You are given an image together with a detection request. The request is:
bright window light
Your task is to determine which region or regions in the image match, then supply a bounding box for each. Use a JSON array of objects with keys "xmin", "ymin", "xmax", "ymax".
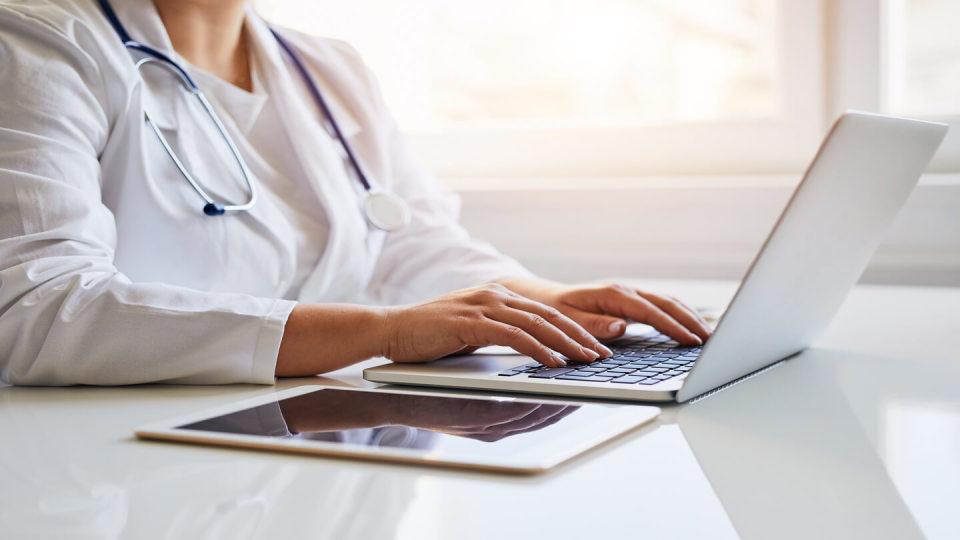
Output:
[
  {"xmin": 886, "ymin": 0, "xmax": 960, "ymax": 116},
  {"xmin": 254, "ymin": 0, "xmax": 779, "ymax": 133}
]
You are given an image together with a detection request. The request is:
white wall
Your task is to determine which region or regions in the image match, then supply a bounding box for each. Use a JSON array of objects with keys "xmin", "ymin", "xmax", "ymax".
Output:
[{"xmin": 453, "ymin": 174, "xmax": 960, "ymax": 287}]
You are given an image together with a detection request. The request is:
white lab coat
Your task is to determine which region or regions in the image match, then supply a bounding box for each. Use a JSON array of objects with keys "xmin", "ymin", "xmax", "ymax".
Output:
[{"xmin": 0, "ymin": 0, "xmax": 530, "ymax": 386}]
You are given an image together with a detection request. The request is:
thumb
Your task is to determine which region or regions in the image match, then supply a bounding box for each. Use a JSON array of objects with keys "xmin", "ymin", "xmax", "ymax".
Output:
[{"xmin": 569, "ymin": 310, "xmax": 627, "ymax": 340}]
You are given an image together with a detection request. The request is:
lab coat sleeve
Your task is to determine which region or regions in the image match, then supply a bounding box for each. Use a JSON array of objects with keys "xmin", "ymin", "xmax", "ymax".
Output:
[
  {"xmin": 349, "ymin": 57, "xmax": 535, "ymax": 305},
  {"xmin": 0, "ymin": 7, "xmax": 294, "ymax": 385}
]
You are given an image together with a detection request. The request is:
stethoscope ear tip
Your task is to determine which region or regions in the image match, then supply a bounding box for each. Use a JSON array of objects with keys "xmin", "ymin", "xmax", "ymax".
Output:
[{"xmin": 203, "ymin": 203, "xmax": 226, "ymax": 216}]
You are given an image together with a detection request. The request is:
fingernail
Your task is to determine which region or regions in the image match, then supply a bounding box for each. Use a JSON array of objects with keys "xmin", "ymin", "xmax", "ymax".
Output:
[
  {"xmin": 553, "ymin": 353, "xmax": 567, "ymax": 366},
  {"xmin": 581, "ymin": 347, "xmax": 600, "ymax": 360},
  {"xmin": 597, "ymin": 344, "xmax": 613, "ymax": 357},
  {"xmin": 608, "ymin": 321, "xmax": 625, "ymax": 334}
]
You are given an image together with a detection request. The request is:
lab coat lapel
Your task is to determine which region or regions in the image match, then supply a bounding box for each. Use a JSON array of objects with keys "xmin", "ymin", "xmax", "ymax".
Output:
[
  {"xmin": 245, "ymin": 13, "xmax": 374, "ymax": 302},
  {"xmin": 111, "ymin": 0, "xmax": 175, "ymax": 54},
  {"xmin": 109, "ymin": 0, "xmax": 180, "ymax": 131}
]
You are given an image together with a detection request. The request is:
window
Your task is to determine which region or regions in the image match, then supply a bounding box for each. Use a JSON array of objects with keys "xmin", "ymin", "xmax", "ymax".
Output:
[
  {"xmin": 257, "ymin": 1, "xmax": 779, "ymax": 131},
  {"xmin": 255, "ymin": 0, "xmax": 957, "ymax": 178},
  {"xmin": 829, "ymin": 0, "xmax": 959, "ymax": 173}
]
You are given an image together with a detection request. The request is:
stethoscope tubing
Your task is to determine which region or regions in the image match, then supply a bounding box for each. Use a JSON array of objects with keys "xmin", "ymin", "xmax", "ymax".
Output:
[
  {"xmin": 271, "ymin": 30, "xmax": 374, "ymax": 192},
  {"xmin": 96, "ymin": 0, "xmax": 386, "ymax": 220}
]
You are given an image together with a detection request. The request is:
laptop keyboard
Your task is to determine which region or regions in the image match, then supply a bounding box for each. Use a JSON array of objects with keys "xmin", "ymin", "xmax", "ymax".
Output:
[{"xmin": 497, "ymin": 334, "xmax": 701, "ymax": 385}]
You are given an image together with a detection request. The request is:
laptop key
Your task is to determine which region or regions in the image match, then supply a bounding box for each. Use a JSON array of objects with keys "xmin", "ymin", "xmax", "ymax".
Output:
[
  {"xmin": 611, "ymin": 376, "xmax": 644, "ymax": 384},
  {"xmin": 528, "ymin": 368, "xmax": 575, "ymax": 379}
]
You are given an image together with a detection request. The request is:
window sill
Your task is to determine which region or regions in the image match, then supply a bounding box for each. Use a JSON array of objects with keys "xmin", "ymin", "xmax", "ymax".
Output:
[
  {"xmin": 444, "ymin": 172, "xmax": 960, "ymax": 192},
  {"xmin": 452, "ymin": 173, "xmax": 960, "ymax": 287}
]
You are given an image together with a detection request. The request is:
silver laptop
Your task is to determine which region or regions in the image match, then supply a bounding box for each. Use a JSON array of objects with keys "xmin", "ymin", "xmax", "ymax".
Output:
[{"xmin": 364, "ymin": 112, "xmax": 947, "ymax": 403}]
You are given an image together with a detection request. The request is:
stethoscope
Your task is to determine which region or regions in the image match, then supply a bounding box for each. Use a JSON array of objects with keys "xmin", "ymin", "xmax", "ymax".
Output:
[{"xmin": 96, "ymin": 0, "xmax": 411, "ymax": 232}]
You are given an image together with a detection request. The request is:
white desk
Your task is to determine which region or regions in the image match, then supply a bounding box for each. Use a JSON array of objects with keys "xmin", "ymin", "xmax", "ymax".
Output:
[{"xmin": 1, "ymin": 280, "xmax": 958, "ymax": 539}]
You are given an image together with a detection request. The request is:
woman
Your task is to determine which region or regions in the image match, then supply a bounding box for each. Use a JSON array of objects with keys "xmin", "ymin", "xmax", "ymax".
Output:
[{"xmin": 0, "ymin": 0, "xmax": 710, "ymax": 385}]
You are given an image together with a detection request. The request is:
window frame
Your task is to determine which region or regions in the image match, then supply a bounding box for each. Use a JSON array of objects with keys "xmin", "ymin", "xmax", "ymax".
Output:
[{"xmin": 827, "ymin": 0, "xmax": 960, "ymax": 173}]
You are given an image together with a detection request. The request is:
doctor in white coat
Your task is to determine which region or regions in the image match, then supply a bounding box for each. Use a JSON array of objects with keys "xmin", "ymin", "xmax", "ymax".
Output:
[{"xmin": 0, "ymin": 0, "xmax": 711, "ymax": 386}]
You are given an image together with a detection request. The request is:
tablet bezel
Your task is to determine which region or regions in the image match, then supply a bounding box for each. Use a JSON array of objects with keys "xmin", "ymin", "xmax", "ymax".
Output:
[{"xmin": 135, "ymin": 384, "xmax": 659, "ymax": 474}]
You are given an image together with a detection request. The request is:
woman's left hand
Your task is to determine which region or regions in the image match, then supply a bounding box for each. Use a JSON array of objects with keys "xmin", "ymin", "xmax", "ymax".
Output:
[{"xmin": 498, "ymin": 278, "xmax": 713, "ymax": 346}]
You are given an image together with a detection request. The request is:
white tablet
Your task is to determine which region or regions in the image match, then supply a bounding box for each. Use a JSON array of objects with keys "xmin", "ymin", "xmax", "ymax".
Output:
[{"xmin": 136, "ymin": 385, "xmax": 659, "ymax": 474}]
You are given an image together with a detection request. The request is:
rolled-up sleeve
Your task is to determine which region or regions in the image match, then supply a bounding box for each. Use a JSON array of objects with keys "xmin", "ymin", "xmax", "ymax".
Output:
[{"xmin": 0, "ymin": 7, "xmax": 294, "ymax": 386}]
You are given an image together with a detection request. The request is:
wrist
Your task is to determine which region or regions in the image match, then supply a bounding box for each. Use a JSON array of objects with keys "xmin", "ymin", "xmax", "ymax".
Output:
[
  {"xmin": 276, "ymin": 304, "xmax": 394, "ymax": 377},
  {"xmin": 496, "ymin": 277, "xmax": 561, "ymax": 304},
  {"xmin": 371, "ymin": 305, "xmax": 400, "ymax": 360}
]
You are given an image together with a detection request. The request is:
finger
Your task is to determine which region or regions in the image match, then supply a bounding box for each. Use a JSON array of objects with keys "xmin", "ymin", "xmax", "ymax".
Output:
[
  {"xmin": 443, "ymin": 402, "xmax": 542, "ymax": 430},
  {"xmin": 503, "ymin": 296, "xmax": 612, "ymax": 357},
  {"xmin": 664, "ymin": 293, "xmax": 712, "ymax": 328},
  {"xmin": 482, "ymin": 403, "xmax": 565, "ymax": 433},
  {"xmin": 565, "ymin": 308, "xmax": 628, "ymax": 340},
  {"xmin": 491, "ymin": 306, "xmax": 602, "ymax": 363},
  {"xmin": 605, "ymin": 288, "xmax": 702, "ymax": 345},
  {"xmin": 511, "ymin": 404, "xmax": 579, "ymax": 434},
  {"xmin": 481, "ymin": 405, "xmax": 580, "ymax": 440},
  {"xmin": 637, "ymin": 291, "xmax": 712, "ymax": 341},
  {"xmin": 465, "ymin": 406, "xmax": 570, "ymax": 442},
  {"xmin": 453, "ymin": 404, "xmax": 555, "ymax": 438},
  {"xmin": 475, "ymin": 320, "xmax": 567, "ymax": 367}
]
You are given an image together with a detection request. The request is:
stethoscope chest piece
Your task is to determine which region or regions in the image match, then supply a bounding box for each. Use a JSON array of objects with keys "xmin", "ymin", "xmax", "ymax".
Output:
[{"xmin": 364, "ymin": 191, "xmax": 411, "ymax": 232}]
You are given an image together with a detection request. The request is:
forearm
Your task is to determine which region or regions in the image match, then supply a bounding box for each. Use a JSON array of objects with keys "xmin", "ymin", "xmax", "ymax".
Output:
[{"xmin": 275, "ymin": 304, "xmax": 388, "ymax": 377}]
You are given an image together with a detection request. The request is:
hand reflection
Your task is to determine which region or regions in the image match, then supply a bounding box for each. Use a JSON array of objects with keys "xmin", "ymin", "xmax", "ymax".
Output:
[{"xmin": 278, "ymin": 389, "xmax": 580, "ymax": 443}]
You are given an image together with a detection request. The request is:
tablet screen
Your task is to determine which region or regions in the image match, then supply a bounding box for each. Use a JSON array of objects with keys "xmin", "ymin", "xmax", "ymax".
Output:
[{"xmin": 177, "ymin": 387, "xmax": 582, "ymax": 452}]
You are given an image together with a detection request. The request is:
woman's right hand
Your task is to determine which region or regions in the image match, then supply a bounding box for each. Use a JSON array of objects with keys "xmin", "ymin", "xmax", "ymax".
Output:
[{"xmin": 377, "ymin": 284, "xmax": 612, "ymax": 368}]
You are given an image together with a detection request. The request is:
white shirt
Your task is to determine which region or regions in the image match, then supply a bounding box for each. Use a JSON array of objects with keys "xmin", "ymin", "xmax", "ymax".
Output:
[
  {"xmin": 190, "ymin": 53, "xmax": 330, "ymax": 300},
  {"xmin": 0, "ymin": 0, "xmax": 532, "ymax": 386}
]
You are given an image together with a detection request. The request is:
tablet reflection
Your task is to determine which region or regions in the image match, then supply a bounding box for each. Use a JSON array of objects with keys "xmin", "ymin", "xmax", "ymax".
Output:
[{"xmin": 179, "ymin": 388, "xmax": 581, "ymax": 449}]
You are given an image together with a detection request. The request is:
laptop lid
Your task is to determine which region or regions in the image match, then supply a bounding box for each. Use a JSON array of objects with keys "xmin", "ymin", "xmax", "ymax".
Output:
[{"xmin": 676, "ymin": 112, "xmax": 947, "ymax": 402}]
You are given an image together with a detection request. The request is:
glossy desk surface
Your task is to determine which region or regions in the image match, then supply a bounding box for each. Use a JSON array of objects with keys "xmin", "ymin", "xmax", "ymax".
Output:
[{"xmin": 1, "ymin": 280, "xmax": 958, "ymax": 539}]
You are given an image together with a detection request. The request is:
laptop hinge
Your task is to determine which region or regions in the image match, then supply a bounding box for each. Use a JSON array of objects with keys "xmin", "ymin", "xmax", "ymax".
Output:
[{"xmin": 683, "ymin": 357, "xmax": 791, "ymax": 404}]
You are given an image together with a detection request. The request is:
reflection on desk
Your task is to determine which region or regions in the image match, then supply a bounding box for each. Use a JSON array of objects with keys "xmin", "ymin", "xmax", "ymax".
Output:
[{"xmin": 0, "ymin": 281, "xmax": 957, "ymax": 539}]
